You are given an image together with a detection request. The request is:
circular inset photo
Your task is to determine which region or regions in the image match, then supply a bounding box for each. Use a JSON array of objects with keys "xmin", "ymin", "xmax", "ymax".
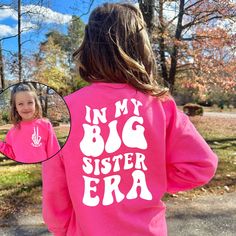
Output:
[{"xmin": 0, "ymin": 81, "xmax": 70, "ymax": 164}]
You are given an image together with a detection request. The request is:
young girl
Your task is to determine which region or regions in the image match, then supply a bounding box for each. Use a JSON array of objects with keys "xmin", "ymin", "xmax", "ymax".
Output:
[
  {"xmin": 0, "ymin": 82, "xmax": 60, "ymax": 164},
  {"xmin": 42, "ymin": 3, "xmax": 218, "ymax": 236}
]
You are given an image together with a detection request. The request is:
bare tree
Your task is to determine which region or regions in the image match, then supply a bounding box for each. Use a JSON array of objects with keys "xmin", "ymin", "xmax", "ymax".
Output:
[
  {"xmin": 18, "ymin": 0, "xmax": 22, "ymax": 82},
  {"xmin": 0, "ymin": 0, "xmax": 50, "ymax": 82},
  {"xmin": 0, "ymin": 43, "xmax": 5, "ymax": 91},
  {"xmin": 139, "ymin": 0, "xmax": 236, "ymax": 93},
  {"xmin": 138, "ymin": 0, "xmax": 156, "ymax": 36}
]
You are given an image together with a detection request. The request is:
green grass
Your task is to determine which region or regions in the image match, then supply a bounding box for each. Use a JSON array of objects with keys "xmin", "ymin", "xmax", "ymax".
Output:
[
  {"xmin": 0, "ymin": 163, "xmax": 41, "ymax": 190},
  {"xmin": 54, "ymin": 124, "xmax": 70, "ymax": 147},
  {"xmin": 0, "ymin": 130, "xmax": 8, "ymax": 140},
  {"xmin": 0, "ymin": 160, "xmax": 42, "ymax": 220}
]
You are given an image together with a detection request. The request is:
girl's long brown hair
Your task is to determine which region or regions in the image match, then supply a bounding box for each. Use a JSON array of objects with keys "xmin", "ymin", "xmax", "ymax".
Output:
[{"xmin": 73, "ymin": 3, "xmax": 169, "ymax": 97}]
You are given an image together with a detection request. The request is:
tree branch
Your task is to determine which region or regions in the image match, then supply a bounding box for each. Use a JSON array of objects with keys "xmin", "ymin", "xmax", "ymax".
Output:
[
  {"xmin": 78, "ymin": 0, "xmax": 95, "ymax": 19},
  {"xmin": 2, "ymin": 49, "xmax": 17, "ymax": 57},
  {"xmin": 0, "ymin": 34, "xmax": 18, "ymax": 42},
  {"xmin": 183, "ymin": 13, "xmax": 224, "ymax": 30},
  {"xmin": 185, "ymin": 0, "xmax": 204, "ymax": 12}
]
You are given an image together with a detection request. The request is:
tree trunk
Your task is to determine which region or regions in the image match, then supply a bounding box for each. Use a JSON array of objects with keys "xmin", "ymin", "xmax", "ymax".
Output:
[
  {"xmin": 168, "ymin": 0, "xmax": 185, "ymax": 93},
  {"xmin": 138, "ymin": 0, "xmax": 156, "ymax": 36},
  {"xmin": 18, "ymin": 0, "xmax": 22, "ymax": 82},
  {"xmin": 158, "ymin": 0, "xmax": 168, "ymax": 87},
  {"xmin": 44, "ymin": 86, "xmax": 49, "ymax": 117},
  {"xmin": 0, "ymin": 43, "xmax": 5, "ymax": 92}
]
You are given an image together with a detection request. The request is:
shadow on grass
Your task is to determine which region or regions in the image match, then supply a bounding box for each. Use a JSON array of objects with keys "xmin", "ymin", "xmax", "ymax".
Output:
[
  {"xmin": 58, "ymin": 136, "xmax": 70, "ymax": 147},
  {"xmin": 0, "ymin": 156, "xmax": 8, "ymax": 161},
  {"xmin": 2, "ymin": 227, "xmax": 50, "ymax": 236},
  {"xmin": 206, "ymin": 138, "xmax": 236, "ymax": 151},
  {"xmin": 206, "ymin": 138, "xmax": 236, "ymax": 145},
  {"xmin": 0, "ymin": 162, "xmax": 24, "ymax": 167},
  {"xmin": 0, "ymin": 157, "xmax": 24, "ymax": 167},
  {"xmin": 0, "ymin": 129, "xmax": 9, "ymax": 134},
  {"xmin": 208, "ymin": 176, "xmax": 236, "ymax": 189}
]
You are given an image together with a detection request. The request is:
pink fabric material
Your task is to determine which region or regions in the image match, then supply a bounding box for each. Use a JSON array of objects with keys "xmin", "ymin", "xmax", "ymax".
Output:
[
  {"xmin": 0, "ymin": 118, "xmax": 60, "ymax": 163},
  {"xmin": 42, "ymin": 83, "xmax": 218, "ymax": 236}
]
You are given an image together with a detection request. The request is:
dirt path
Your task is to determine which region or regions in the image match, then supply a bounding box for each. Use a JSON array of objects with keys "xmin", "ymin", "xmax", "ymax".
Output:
[
  {"xmin": 204, "ymin": 111, "xmax": 236, "ymax": 118},
  {"xmin": 0, "ymin": 192, "xmax": 235, "ymax": 236},
  {"xmin": 166, "ymin": 192, "xmax": 236, "ymax": 236},
  {"xmin": 0, "ymin": 207, "xmax": 51, "ymax": 236}
]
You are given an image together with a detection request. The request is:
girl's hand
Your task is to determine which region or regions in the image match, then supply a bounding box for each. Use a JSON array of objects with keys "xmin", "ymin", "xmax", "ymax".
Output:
[{"xmin": 31, "ymin": 126, "xmax": 42, "ymax": 147}]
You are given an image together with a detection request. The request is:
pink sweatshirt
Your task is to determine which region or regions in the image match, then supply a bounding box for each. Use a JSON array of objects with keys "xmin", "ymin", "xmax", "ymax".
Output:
[
  {"xmin": 42, "ymin": 83, "xmax": 218, "ymax": 236},
  {"xmin": 0, "ymin": 118, "xmax": 60, "ymax": 163}
]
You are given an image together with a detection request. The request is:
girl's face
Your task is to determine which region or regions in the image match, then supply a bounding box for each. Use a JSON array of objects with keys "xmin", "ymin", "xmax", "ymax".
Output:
[{"xmin": 15, "ymin": 91, "xmax": 36, "ymax": 121}]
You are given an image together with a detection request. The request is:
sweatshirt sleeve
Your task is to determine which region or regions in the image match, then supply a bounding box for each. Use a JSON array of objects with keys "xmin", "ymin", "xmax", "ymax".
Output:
[
  {"xmin": 46, "ymin": 121, "xmax": 61, "ymax": 159},
  {"xmin": 163, "ymin": 99, "xmax": 218, "ymax": 194},
  {"xmin": 0, "ymin": 132, "xmax": 16, "ymax": 160},
  {"xmin": 42, "ymin": 154, "xmax": 72, "ymax": 236}
]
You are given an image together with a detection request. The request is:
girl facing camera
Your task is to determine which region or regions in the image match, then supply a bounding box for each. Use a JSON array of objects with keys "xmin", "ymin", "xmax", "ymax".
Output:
[{"xmin": 0, "ymin": 82, "xmax": 60, "ymax": 164}]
